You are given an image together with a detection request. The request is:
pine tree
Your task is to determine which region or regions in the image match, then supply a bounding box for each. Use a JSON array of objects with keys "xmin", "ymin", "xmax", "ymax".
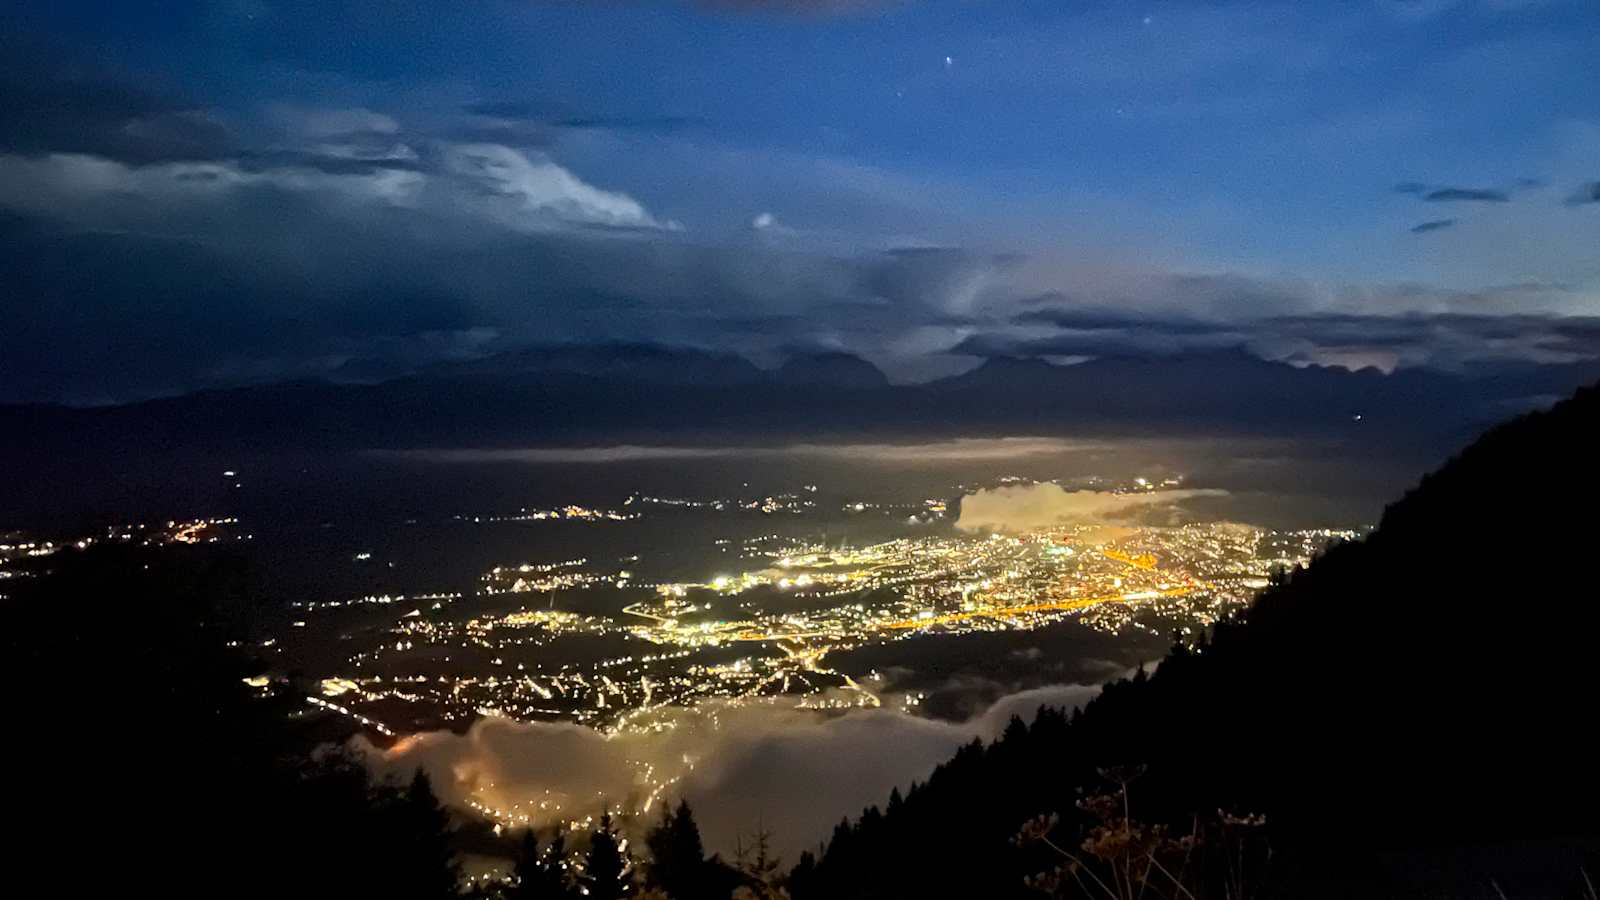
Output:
[
  {"xmin": 733, "ymin": 822, "xmax": 783, "ymax": 899},
  {"xmin": 788, "ymin": 850, "xmax": 819, "ymax": 900},
  {"xmin": 398, "ymin": 768, "xmax": 463, "ymax": 900},
  {"xmin": 645, "ymin": 799, "xmax": 707, "ymax": 899},
  {"xmin": 544, "ymin": 834, "xmax": 572, "ymax": 898},
  {"xmin": 512, "ymin": 830, "xmax": 573, "ymax": 900},
  {"xmin": 583, "ymin": 813, "xmax": 634, "ymax": 900},
  {"xmin": 513, "ymin": 830, "xmax": 542, "ymax": 897}
]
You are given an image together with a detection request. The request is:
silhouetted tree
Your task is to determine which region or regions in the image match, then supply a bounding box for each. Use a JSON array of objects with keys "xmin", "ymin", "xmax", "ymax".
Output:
[
  {"xmin": 392, "ymin": 769, "xmax": 462, "ymax": 900},
  {"xmin": 583, "ymin": 813, "xmax": 634, "ymax": 900},
  {"xmin": 788, "ymin": 851, "xmax": 819, "ymax": 900},
  {"xmin": 512, "ymin": 830, "xmax": 574, "ymax": 900},
  {"xmin": 645, "ymin": 800, "xmax": 710, "ymax": 899},
  {"xmin": 733, "ymin": 823, "xmax": 784, "ymax": 899}
]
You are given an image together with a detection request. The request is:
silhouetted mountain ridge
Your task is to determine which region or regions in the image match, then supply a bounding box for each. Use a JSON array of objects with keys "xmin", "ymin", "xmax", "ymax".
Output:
[
  {"xmin": 774, "ymin": 351, "xmax": 891, "ymax": 389},
  {"xmin": 3, "ymin": 343, "xmax": 1596, "ymax": 493},
  {"xmin": 424, "ymin": 342, "xmax": 771, "ymax": 387}
]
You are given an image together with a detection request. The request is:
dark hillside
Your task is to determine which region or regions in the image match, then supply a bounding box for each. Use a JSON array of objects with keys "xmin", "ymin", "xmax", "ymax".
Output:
[{"xmin": 796, "ymin": 384, "xmax": 1600, "ymax": 898}]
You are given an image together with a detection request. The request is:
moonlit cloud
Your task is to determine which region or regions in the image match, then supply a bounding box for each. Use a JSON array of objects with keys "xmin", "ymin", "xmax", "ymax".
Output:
[
  {"xmin": 386, "ymin": 437, "xmax": 1104, "ymax": 465},
  {"xmin": 955, "ymin": 483, "xmax": 1228, "ymax": 534},
  {"xmin": 440, "ymin": 143, "xmax": 672, "ymax": 231},
  {"xmin": 267, "ymin": 105, "xmax": 401, "ymax": 139},
  {"xmin": 0, "ymin": 151, "xmax": 429, "ymax": 212}
]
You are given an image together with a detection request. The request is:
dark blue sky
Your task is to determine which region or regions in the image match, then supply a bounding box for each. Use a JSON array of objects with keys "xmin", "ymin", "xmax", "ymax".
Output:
[{"xmin": 2, "ymin": 0, "xmax": 1598, "ymax": 402}]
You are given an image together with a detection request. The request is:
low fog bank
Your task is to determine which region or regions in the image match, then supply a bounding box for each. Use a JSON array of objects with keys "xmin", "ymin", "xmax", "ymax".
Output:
[
  {"xmin": 358, "ymin": 681, "xmax": 1112, "ymax": 860},
  {"xmin": 956, "ymin": 482, "xmax": 1229, "ymax": 533}
]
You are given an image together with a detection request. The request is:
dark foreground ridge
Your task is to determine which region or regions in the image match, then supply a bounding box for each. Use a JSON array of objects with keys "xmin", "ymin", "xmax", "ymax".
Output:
[{"xmin": 793, "ymin": 384, "xmax": 1600, "ymax": 899}]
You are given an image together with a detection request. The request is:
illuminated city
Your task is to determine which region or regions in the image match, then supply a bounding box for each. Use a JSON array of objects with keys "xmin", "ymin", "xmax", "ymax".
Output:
[
  {"xmin": 108, "ymin": 474, "xmax": 1348, "ymax": 831},
  {"xmin": 0, "ymin": 467, "xmax": 1357, "ymax": 833},
  {"xmin": 295, "ymin": 522, "xmax": 1350, "ymax": 726}
]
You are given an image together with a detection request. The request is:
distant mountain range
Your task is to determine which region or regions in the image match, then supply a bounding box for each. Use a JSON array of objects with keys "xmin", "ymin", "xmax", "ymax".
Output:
[
  {"xmin": 422, "ymin": 342, "xmax": 773, "ymax": 388},
  {"xmin": 3, "ymin": 340, "xmax": 1598, "ymax": 465},
  {"xmin": 773, "ymin": 351, "xmax": 891, "ymax": 390}
]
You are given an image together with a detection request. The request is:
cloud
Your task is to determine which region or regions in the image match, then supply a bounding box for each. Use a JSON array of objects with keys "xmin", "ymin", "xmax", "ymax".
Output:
[
  {"xmin": 1256, "ymin": 312, "xmax": 1600, "ymax": 369},
  {"xmin": 0, "ymin": 32, "xmax": 1592, "ymax": 405},
  {"xmin": 947, "ymin": 327, "xmax": 1244, "ymax": 361},
  {"xmin": 358, "ymin": 682, "xmax": 1104, "ymax": 860},
  {"xmin": 0, "ymin": 126, "xmax": 694, "ymax": 401},
  {"xmin": 0, "ymin": 151, "xmax": 429, "ymax": 213},
  {"xmin": 459, "ymin": 99, "xmax": 703, "ymax": 140},
  {"xmin": 1422, "ymin": 187, "xmax": 1510, "ymax": 203},
  {"xmin": 0, "ymin": 57, "xmax": 233, "ymax": 166},
  {"xmin": 267, "ymin": 104, "xmax": 400, "ymax": 139},
  {"xmin": 440, "ymin": 143, "xmax": 673, "ymax": 231},
  {"xmin": 958, "ymin": 280, "xmax": 1598, "ymax": 372},
  {"xmin": 1567, "ymin": 181, "xmax": 1600, "ymax": 206},
  {"xmin": 955, "ymin": 482, "xmax": 1228, "ymax": 534},
  {"xmin": 1012, "ymin": 304, "xmax": 1223, "ymax": 335},
  {"xmin": 749, "ymin": 211, "xmax": 801, "ymax": 238},
  {"xmin": 32, "ymin": 77, "xmax": 1558, "ymax": 399},
  {"xmin": 0, "ymin": 190, "xmax": 1017, "ymax": 402},
  {"xmin": 859, "ymin": 247, "xmax": 1012, "ymax": 316},
  {"xmin": 1394, "ymin": 181, "xmax": 1534, "ymax": 204},
  {"xmin": 1410, "ymin": 219, "xmax": 1456, "ymax": 234},
  {"xmin": 0, "ymin": 102, "xmax": 667, "ymax": 233},
  {"xmin": 0, "ymin": 72, "xmax": 1042, "ymax": 404},
  {"xmin": 387, "ymin": 436, "xmax": 1104, "ymax": 465}
]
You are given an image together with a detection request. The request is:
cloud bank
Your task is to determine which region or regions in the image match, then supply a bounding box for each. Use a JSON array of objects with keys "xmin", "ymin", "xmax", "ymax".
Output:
[
  {"xmin": 359, "ymin": 682, "xmax": 1104, "ymax": 859},
  {"xmin": 3, "ymin": 9, "xmax": 1599, "ymax": 403},
  {"xmin": 955, "ymin": 483, "xmax": 1228, "ymax": 534},
  {"xmin": 955, "ymin": 298, "xmax": 1600, "ymax": 373},
  {"xmin": 390, "ymin": 436, "xmax": 1104, "ymax": 465}
]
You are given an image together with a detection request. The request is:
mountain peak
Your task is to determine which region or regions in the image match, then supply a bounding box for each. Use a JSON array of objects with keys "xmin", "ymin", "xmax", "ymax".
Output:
[
  {"xmin": 424, "ymin": 341, "xmax": 767, "ymax": 387},
  {"xmin": 937, "ymin": 355, "xmax": 1066, "ymax": 388},
  {"xmin": 774, "ymin": 352, "xmax": 890, "ymax": 389}
]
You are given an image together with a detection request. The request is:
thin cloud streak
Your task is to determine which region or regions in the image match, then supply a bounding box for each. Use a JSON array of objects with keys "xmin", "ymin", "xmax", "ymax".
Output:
[
  {"xmin": 1410, "ymin": 219, "xmax": 1456, "ymax": 234},
  {"xmin": 383, "ymin": 437, "xmax": 1107, "ymax": 465}
]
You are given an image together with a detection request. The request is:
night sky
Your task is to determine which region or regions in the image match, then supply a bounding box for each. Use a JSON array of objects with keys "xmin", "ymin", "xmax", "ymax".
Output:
[{"xmin": 3, "ymin": 1, "xmax": 1598, "ymax": 403}]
